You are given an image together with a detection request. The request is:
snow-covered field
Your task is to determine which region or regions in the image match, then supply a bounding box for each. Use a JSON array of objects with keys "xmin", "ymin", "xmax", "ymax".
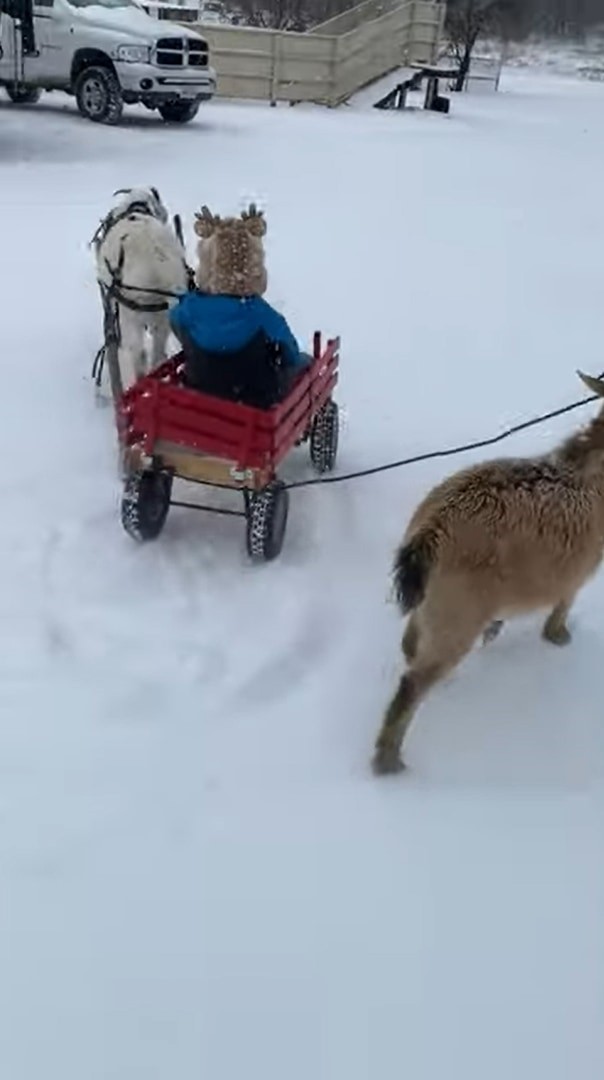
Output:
[
  {"xmin": 505, "ymin": 32, "xmax": 604, "ymax": 79},
  {"xmin": 474, "ymin": 31, "xmax": 604, "ymax": 81},
  {"xmin": 1, "ymin": 67, "xmax": 603, "ymax": 1079}
]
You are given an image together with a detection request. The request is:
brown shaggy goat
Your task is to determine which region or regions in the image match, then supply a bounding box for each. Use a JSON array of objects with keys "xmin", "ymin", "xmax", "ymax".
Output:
[{"xmin": 373, "ymin": 371, "xmax": 604, "ymax": 776}]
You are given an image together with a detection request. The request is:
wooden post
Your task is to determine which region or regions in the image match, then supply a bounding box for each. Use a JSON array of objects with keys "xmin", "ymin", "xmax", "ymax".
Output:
[
  {"xmin": 424, "ymin": 74, "xmax": 437, "ymax": 110},
  {"xmin": 328, "ymin": 32, "xmax": 339, "ymax": 107},
  {"xmin": 270, "ymin": 30, "xmax": 279, "ymax": 106}
]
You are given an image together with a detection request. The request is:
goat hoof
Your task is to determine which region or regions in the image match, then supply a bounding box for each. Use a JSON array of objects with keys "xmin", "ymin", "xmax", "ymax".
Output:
[
  {"xmin": 543, "ymin": 624, "xmax": 572, "ymax": 647},
  {"xmin": 483, "ymin": 619, "xmax": 504, "ymax": 646},
  {"xmin": 371, "ymin": 749, "xmax": 406, "ymax": 776}
]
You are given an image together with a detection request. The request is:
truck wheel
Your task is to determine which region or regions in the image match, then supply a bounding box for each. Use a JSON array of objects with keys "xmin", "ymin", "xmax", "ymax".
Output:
[
  {"xmin": 75, "ymin": 66, "xmax": 123, "ymax": 125},
  {"xmin": 158, "ymin": 100, "xmax": 200, "ymax": 124},
  {"xmin": 5, "ymin": 84, "xmax": 41, "ymax": 105}
]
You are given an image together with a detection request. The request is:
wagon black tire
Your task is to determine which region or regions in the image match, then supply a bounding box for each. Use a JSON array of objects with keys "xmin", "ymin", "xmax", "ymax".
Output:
[
  {"xmin": 246, "ymin": 481, "xmax": 289, "ymax": 562},
  {"xmin": 75, "ymin": 66, "xmax": 123, "ymax": 125},
  {"xmin": 5, "ymin": 84, "xmax": 42, "ymax": 105},
  {"xmin": 121, "ymin": 470, "xmax": 172, "ymax": 542},
  {"xmin": 158, "ymin": 100, "xmax": 200, "ymax": 124},
  {"xmin": 310, "ymin": 399, "xmax": 339, "ymax": 473}
]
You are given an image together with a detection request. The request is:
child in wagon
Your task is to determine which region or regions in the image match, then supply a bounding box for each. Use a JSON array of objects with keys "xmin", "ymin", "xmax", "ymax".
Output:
[{"xmin": 169, "ymin": 204, "xmax": 311, "ymax": 408}]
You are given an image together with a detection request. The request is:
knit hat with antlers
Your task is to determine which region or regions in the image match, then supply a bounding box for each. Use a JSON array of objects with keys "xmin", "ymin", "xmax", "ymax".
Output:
[{"xmin": 194, "ymin": 204, "xmax": 268, "ymax": 297}]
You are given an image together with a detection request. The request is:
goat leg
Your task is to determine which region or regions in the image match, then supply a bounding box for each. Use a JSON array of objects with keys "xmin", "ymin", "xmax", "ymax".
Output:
[
  {"xmin": 148, "ymin": 313, "xmax": 170, "ymax": 371},
  {"xmin": 402, "ymin": 613, "xmax": 420, "ymax": 662},
  {"xmin": 119, "ymin": 309, "xmax": 147, "ymax": 389},
  {"xmin": 372, "ymin": 662, "xmax": 445, "ymax": 775},
  {"xmin": 372, "ymin": 672, "xmax": 415, "ymax": 774},
  {"xmin": 374, "ymin": 594, "xmax": 490, "ymax": 775}
]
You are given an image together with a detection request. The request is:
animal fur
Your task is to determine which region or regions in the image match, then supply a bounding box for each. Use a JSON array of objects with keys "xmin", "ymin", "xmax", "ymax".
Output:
[
  {"xmin": 93, "ymin": 187, "xmax": 189, "ymax": 393},
  {"xmin": 373, "ymin": 372, "xmax": 604, "ymax": 776}
]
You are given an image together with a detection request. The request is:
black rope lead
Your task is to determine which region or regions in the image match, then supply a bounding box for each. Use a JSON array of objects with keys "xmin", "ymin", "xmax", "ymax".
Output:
[{"xmin": 284, "ymin": 381, "xmax": 603, "ymax": 491}]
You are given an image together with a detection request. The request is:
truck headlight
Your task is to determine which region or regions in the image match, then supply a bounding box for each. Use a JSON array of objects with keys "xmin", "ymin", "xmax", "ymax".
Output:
[{"xmin": 115, "ymin": 44, "xmax": 151, "ymax": 63}]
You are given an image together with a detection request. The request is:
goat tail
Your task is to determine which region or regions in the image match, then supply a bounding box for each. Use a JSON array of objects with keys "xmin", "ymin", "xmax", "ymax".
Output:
[{"xmin": 393, "ymin": 528, "xmax": 438, "ymax": 615}]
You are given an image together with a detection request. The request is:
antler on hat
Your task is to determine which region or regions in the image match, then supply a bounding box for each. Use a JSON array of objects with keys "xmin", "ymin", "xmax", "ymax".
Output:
[
  {"xmin": 194, "ymin": 205, "xmax": 221, "ymax": 238},
  {"xmin": 240, "ymin": 203, "xmax": 267, "ymax": 237}
]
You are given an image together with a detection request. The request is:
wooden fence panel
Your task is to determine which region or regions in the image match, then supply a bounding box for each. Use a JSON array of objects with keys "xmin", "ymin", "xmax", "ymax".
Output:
[{"xmin": 192, "ymin": 1, "xmax": 443, "ymax": 106}]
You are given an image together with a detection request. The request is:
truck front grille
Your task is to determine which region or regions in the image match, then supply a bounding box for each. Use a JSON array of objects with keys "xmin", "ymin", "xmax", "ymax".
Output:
[
  {"xmin": 188, "ymin": 41, "xmax": 207, "ymax": 67},
  {"xmin": 155, "ymin": 38, "xmax": 208, "ymax": 68}
]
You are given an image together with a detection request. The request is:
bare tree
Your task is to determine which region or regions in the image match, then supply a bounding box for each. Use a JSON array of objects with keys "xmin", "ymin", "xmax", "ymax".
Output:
[
  {"xmin": 235, "ymin": 0, "xmax": 304, "ymax": 29},
  {"xmin": 234, "ymin": 0, "xmax": 602, "ymax": 37},
  {"xmin": 447, "ymin": 0, "xmax": 519, "ymax": 89},
  {"xmin": 235, "ymin": 0, "xmax": 354, "ymax": 30},
  {"xmin": 477, "ymin": 0, "xmax": 604, "ymax": 39}
]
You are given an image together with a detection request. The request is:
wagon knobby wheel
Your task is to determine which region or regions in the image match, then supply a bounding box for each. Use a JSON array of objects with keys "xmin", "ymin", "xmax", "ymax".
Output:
[
  {"xmin": 245, "ymin": 481, "xmax": 290, "ymax": 562},
  {"xmin": 310, "ymin": 399, "xmax": 339, "ymax": 474},
  {"xmin": 121, "ymin": 470, "xmax": 173, "ymax": 542}
]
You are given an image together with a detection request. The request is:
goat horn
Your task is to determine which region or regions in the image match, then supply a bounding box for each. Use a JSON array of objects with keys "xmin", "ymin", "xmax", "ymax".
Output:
[
  {"xmin": 113, "ymin": 188, "xmax": 132, "ymax": 196},
  {"xmin": 577, "ymin": 371, "xmax": 604, "ymax": 397}
]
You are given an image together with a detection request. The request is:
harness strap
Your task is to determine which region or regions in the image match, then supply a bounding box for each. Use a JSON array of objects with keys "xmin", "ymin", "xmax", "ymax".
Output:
[
  {"xmin": 102, "ymin": 247, "xmax": 173, "ymax": 312},
  {"xmin": 110, "ymin": 289, "xmax": 170, "ymax": 313},
  {"xmin": 173, "ymin": 214, "xmax": 196, "ymax": 291},
  {"xmin": 92, "ymin": 282, "xmax": 121, "ymax": 388},
  {"xmin": 90, "ymin": 201, "xmax": 156, "ymax": 249}
]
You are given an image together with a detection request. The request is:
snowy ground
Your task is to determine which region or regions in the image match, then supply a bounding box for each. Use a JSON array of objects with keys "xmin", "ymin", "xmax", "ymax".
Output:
[{"xmin": 1, "ymin": 66, "xmax": 603, "ymax": 1079}]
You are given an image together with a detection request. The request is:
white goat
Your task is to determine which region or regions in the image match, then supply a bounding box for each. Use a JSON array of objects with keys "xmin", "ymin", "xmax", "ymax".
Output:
[{"xmin": 92, "ymin": 187, "xmax": 190, "ymax": 395}]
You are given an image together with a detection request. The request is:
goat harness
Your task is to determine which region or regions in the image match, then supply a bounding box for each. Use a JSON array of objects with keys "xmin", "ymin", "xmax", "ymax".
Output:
[{"xmin": 92, "ymin": 204, "xmax": 194, "ymax": 314}]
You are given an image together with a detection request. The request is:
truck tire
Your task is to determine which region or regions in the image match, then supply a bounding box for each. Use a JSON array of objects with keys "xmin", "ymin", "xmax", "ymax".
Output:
[
  {"xmin": 5, "ymin": 84, "xmax": 42, "ymax": 105},
  {"xmin": 75, "ymin": 66, "xmax": 123, "ymax": 125},
  {"xmin": 158, "ymin": 100, "xmax": 200, "ymax": 124}
]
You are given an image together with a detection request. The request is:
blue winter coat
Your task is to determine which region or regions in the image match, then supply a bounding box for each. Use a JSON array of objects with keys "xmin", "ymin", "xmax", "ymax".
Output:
[{"xmin": 169, "ymin": 292, "xmax": 304, "ymax": 369}]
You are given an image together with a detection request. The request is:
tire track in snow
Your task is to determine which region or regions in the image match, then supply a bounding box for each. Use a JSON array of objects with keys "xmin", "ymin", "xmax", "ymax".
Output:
[
  {"xmin": 223, "ymin": 475, "xmax": 360, "ymax": 710},
  {"xmin": 39, "ymin": 513, "xmax": 229, "ymax": 689},
  {"xmin": 35, "ymin": 424, "xmax": 380, "ymax": 717}
]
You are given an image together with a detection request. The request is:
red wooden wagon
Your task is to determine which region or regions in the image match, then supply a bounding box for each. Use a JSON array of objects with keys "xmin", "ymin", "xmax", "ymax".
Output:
[{"xmin": 116, "ymin": 331, "xmax": 340, "ymax": 560}]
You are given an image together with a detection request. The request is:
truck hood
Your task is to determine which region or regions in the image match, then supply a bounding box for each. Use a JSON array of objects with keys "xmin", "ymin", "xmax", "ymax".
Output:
[{"xmin": 66, "ymin": 4, "xmax": 207, "ymax": 43}]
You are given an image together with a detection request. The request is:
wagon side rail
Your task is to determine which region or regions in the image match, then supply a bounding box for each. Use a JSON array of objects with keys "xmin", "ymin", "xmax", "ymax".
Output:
[
  {"xmin": 117, "ymin": 334, "xmax": 340, "ymax": 476},
  {"xmin": 269, "ymin": 336, "xmax": 340, "ymax": 464},
  {"xmin": 120, "ymin": 370, "xmax": 273, "ymax": 470}
]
